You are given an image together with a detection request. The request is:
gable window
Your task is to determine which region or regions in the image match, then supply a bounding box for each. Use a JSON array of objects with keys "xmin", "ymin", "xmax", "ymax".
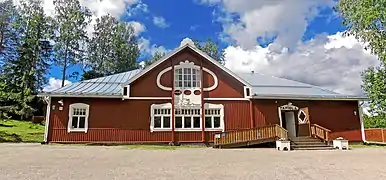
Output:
[
  {"xmin": 174, "ymin": 67, "xmax": 200, "ymax": 89},
  {"xmin": 150, "ymin": 103, "xmax": 172, "ymax": 132},
  {"xmin": 68, "ymin": 103, "xmax": 90, "ymax": 133}
]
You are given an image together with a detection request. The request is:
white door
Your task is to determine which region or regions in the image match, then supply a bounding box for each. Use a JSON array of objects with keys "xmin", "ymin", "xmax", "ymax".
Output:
[{"xmin": 285, "ymin": 112, "xmax": 296, "ymax": 137}]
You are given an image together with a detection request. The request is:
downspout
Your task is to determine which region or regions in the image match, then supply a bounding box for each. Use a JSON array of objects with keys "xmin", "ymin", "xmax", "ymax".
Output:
[
  {"xmin": 201, "ymin": 60, "xmax": 205, "ymax": 143},
  {"xmin": 43, "ymin": 96, "xmax": 51, "ymax": 144},
  {"xmin": 358, "ymin": 100, "xmax": 367, "ymax": 143},
  {"xmin": 171, "ymin": 60, "xmax": 175, "ymax": 145}
]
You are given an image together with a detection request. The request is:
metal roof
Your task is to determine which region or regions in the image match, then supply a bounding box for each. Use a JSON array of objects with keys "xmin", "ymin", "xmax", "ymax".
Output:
[
  {"xmin": 236, "ymin": 72, "xmax": 367, "ymax": 100},
  {"xmin": 39, "ymin": 69, "xmax": 141, "ymax": 98}
]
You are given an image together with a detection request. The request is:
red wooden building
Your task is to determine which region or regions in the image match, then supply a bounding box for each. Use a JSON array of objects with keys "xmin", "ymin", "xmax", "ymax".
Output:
[{"xmin": 39, "ymin": 39, "xmax": 367, "ymax": 146}]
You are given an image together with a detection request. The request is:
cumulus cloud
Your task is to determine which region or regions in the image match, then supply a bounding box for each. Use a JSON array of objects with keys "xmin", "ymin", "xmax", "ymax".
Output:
[
  {"xmin": 128, "ymin": 21, "xmax": 146, "ymax": 35},
  {"xmin": 138, "ymin": 37, "xmax": 168, "ymax": 56},
  {"xmin": 224, "ymin": 32, "xmax": 379, "ymax": 95},
  {"xmin": 43, "ymin": 78, "xmax": 72, "ymax": 92},
  {"xmin": 198, "ymin": 0, "xmax": 380, "ymax": 96},
  {"xmin": 207, "ymin": 0, "xmax": 335, "ymax": 49},
  {"xmin": 153, "ymin": 16, "xmax": 169, "ymax": 28}
]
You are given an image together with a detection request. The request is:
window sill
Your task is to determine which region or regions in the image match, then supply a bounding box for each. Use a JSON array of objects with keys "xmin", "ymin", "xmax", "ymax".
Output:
[
  {"xmin": 67, "ymin": 129, "xmax": 88, "ymax": 133},
  {"xmin": 150, "ymin": 128, "xmax": 224, "ymax": 132}
]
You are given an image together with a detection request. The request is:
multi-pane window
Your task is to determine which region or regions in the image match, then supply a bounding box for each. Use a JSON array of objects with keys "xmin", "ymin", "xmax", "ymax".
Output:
[
  {"xmin": 205, "ymin": 109, "xmax": 221, "ymax": 129},
  {"xmin": 174, "ymin": 68, "xmax": 200, "ymax": 88},
  {"xmin": 153, "ymin": 108, "xmax": 171, "ymax": 129},
  {"xmin": 68, "ymin": 103, "xmax": 89, "ymax": 132},
  {"xmin": 175, "ymin": 108, "xmax": 201, "ymax": 129}
]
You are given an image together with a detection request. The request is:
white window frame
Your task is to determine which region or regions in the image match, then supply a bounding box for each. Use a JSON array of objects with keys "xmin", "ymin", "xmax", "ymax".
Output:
[
  {"xmin": 174, "ymin": 67, "xmax": 201, "ymax": 89},
  {"xmin": 204, "ymin": 103, "xmax": 225, "ymax": 132},
  {"xmin": 149, "ymin": 103, "xmax": 225, "ymax": 132},
  {"xmin": 68, "ymin": 103, "xmax": 90, "ymax": 133},
  {"xmin": 174, "ymin": 108, "xmax": 202, "ymax": 131},
  {"xmin": 150, "ymin": 103, "xmax": 172, "ymax": 132}
]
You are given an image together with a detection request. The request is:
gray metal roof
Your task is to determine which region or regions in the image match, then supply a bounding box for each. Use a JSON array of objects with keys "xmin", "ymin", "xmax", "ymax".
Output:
[
  {"xmin": 40, "ymin": 69, "xmax": 141, "ymax": 98},
  {"xmin": 39, "ymin": 68, "xmax": 366, "ymax": 100},
  {"xmin": 236, "ymin": 72, "xmax": 366, "ymax": 100}
]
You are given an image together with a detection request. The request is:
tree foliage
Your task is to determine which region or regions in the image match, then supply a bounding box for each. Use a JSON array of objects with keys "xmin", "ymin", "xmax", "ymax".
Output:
[
  {"xmin": 336, "ymin": 0, "xmax": 386, "ymax": 120},
  {"xmin": 52, "ymin": 0, "xmax": 91, "ymax": 87},
  {"xmin": 193, "ymin": 39, "xmax": 225, "ymax": 65},
  {"xmin": 84, "ymin": 14, "xmax": 139, "ymax": 79},
  {"xmin": 143, "ymin": 51, "xmax": 166, "ymax": 68}
]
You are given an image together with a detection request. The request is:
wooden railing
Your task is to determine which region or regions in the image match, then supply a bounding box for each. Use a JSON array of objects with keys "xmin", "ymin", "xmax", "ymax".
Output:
[
  {"xmin": 310, "ymin": 124, "xmax": 331, "ymax": 143},
  {"xmin": 213, "ymin": 124, "xmax": 288, "ymax": 147}
]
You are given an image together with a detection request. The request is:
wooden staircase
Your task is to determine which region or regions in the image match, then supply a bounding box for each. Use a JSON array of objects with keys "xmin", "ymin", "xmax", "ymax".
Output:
[
  {"xmin": 290, "ymin": 136, "xmax": 334, "ymax": 150},
  {"xmin": 213, "ymin": 124, "xmax": 288, "ymax": 148}
]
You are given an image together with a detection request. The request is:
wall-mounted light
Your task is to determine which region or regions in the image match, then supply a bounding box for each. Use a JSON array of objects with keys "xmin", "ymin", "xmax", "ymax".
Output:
[
  {"xmin": 58, "ymin": 99, "xmax": 64, "ymax": 106},
  {"xmin": 353, "ymin": 110, "xmax": 357, "ymax": 116}
]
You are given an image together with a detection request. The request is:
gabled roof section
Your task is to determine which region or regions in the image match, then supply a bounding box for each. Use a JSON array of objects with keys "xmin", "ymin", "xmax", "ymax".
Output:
[
  {"xmin": 39, "ymin": 69, "xmax": 141, "ymax": 98},
  {"xmin": 122, "ymin": 40, "xmax": 251, "ymax": 87},
  {"xmin": 236, "ymin": 72, "xmax": 368, "ymax": 100}
]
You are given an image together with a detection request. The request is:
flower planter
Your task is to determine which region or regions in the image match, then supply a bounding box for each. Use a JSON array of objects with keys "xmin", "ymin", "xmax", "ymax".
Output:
[
  {"xmin": 333, "ymin": 137, "xmax": 349, "ymax": 150},
  {"xmin": 276, "ymin": 140, "xmax": 290, "ymax": 151}
]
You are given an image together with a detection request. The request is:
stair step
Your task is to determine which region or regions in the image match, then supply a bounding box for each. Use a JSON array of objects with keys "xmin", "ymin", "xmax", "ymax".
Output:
[
  {"xmin": 293, "ymin": 146, "xmax": 335, "ymax": 150},
  {"xmin": 292, "ymin": 144, "xmax": 331, "ymax": 148}
]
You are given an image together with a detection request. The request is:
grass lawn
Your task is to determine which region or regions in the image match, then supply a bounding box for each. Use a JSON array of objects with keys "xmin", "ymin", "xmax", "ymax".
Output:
[{"xmin": 0, "ymin": 119, "xmax": 44, "ymax": 143}]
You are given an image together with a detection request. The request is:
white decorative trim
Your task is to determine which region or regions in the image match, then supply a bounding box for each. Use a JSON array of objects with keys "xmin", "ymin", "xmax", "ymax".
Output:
[
  {"xmin": 122, "ymin": 85, "xmax": 130, "ymax": 98},
  {"xmin": 280, "ymin": 102, "xmax": 299, "ymax": 111},
  {"xmin": 123, "ymin": 43, "xmax": 251, "ymax": 87},
  {"xmin": 43, "ymin": 96, "xmax": 51, "ymax": 143},
  {"xmin": 156, "ymin": 67, "xmax": 173, "ymax": 91},
  {"xmin": 203, "ymin": 67, "xmax": 218, "ymax": 91},
  {"xmin": 150, "ymin": 103, "xmax": 172, "ymax": 132},
  {"xmin": 297, "ymin": 109, "xmax": 307, "ymax": 124},
  {"xmin": 243, "ymin": 86, "xmax": 252, "ymax": 98},
  {"xmin": 68, "ymin": 103, "xmax": 90, "ymax": 133},
  {"xmin": 204, "ymin": 103, "xmax": 225, "ymax": 132},
  {"xmin": 204, "ymin": 98, "xmax": 249, "ymax": 101},
  {"xmin": 358, "ymin": 101, "xmax": 367, "ymax": 142}
]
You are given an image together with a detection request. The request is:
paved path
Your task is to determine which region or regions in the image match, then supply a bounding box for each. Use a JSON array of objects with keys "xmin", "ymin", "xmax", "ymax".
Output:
[{"xmin": 1, "ymin": 143, "xmax": 386, "ymax": 180}]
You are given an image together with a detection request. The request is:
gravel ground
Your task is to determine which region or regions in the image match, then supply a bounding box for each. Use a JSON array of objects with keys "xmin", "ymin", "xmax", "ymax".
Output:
[{"xmin": 1, "ymin": 143, "xmax": 386, "ymax": 180}]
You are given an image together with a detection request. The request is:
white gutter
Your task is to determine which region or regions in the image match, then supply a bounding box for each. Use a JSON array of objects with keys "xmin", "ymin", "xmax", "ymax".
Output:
[{"xmin": 252, "ymin": 95, "xmax": 368, "ymax": 101}]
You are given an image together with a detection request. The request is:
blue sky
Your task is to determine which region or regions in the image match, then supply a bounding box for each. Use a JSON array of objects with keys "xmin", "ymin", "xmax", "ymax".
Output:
[{"xmin": 44, "ymin": 0, "xmax": 378, "ymax": 96}]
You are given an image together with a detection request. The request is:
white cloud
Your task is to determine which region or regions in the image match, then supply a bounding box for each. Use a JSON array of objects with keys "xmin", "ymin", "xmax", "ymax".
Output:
[
  {"xmin": 138, "ymin": 37, "xmax": 168, "ymax": 56},
  {"xmin": 153, "ymin": 16, "xmax": 169, "ymax": 28},
  {"xmin": 205, "ymin": 0, "xmax": 335, "ymax": 49},
  {"xmin": 224, "ymin": 32, "xmax": 379, "ymax": 95},
  {"xmin": 43, "ymin": 78, "xmax": 72, "ymax": 92},
  {"xmin": 128, "ymin": 21, "xmax": 146, "ymax": 35}
]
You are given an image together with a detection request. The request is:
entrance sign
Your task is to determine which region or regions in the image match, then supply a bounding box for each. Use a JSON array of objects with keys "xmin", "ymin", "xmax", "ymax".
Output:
[{"xmin": 280, "ymin": 102, "xmax": 299, "ymax": 111}]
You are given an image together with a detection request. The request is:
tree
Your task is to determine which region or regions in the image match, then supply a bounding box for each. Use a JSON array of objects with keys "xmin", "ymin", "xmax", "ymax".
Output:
[
  {"xmin": 84, "ymin": 14, "xmax": 139, "ymax": 80},
  {"xmin": 1, "ymin": 0, "xmax": 52, "ymax": 119},
  {"xmin": 336, "ymin": 0, "xmax": 386, "ymax": 118},
  {"xmin": 143, "ymin": 51, "xmax": 165, "ymax": 68},
  {"xmin": 52, "ymin": 0, "xmax": 91, "ymax": 87},
  {"xmin": 193, "ymin": 39, "xmax": 225, "ymax": 65},
  {"xmin": 0, "ymin": 0, "xmax": 19, "ymax": 64}
]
